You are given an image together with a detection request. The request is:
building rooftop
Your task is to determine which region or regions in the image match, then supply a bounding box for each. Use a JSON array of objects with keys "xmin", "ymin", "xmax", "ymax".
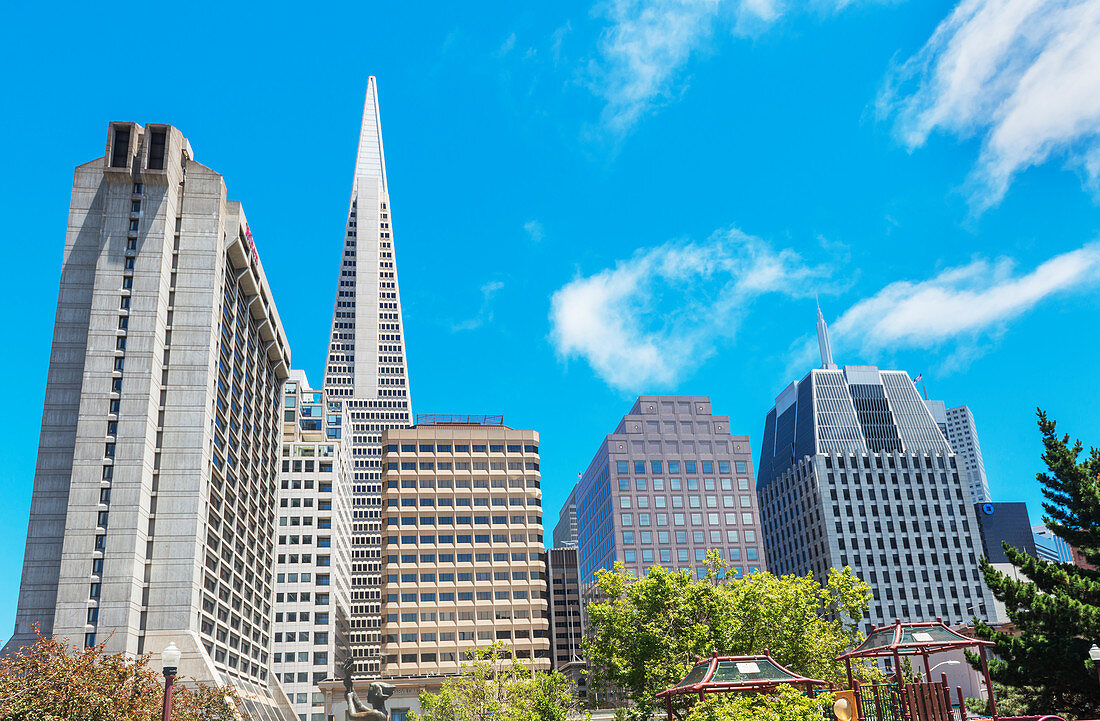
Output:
[{"xmin": 414, "ymin": 414, "xmax": 506, "ymax": 427}]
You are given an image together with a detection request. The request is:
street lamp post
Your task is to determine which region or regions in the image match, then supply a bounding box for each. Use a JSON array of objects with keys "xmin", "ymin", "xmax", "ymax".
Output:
[
  {"xmin": 1088, "ymin": 644, "xmax": 1100, "ymax": 684},
  {"xmin": 928, "ymin": 660, "xmax": 960, "ymax": 675},
  {"xmin": 161, "ymin": 642, "xmax": 181, "ymax": 721}
]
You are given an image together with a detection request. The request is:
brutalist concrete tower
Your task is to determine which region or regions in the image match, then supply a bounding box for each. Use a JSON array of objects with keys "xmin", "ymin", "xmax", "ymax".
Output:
[{"xmin": 4, "ymin": 121, "xmax": 295, "ymax": 719}]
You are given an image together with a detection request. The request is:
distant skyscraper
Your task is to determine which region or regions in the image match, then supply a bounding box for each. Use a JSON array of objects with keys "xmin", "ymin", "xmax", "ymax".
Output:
[
  {"xmin": 4, "ymin": 123, "xmax": 294, "ymax": 718},
  {"xmin": 546, "ymin": 547, "xmax": 586, "ymax": 699},
  {"xmin": 944, "ymin": 406, "xmax": 991, "ymax": 504},
  {"xmin": 756, "ymin": 313, "xmax": 995, "ymax": 631},
  {"xmin": 1032, "ymin": 525, "xmax": 1072, "ymax": 564},
  {"xmin": 378, "ymin": 416, "xmax": 549, "ymax": 681},
  {"xmin": 322, "ymin": 77, "xmax": 414, "ymax": 675},
  {"xmin": 575, "ymin": 396, "xmax": 765, "ymax": 586},
  {"xmin": 923, "ymin": 400, "xmax": 991, "ymax": 503},
  {"xmin": 272, "ymin": 371, "xmax": 352, "ymax": 721},
  {"xmin": 552, "ymin": 484, "xmax": 578, "ymax": 548}
]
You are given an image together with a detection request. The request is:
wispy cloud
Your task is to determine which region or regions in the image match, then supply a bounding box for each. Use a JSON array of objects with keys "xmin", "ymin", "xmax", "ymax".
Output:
[
  {"xmin": 803, "ymin": 243, "xmax": 1100, "ymax": 370},
  {"xmin": 452, "ymin": 281, "xmax": 506, "ymax": 332},
  {"xmin": 880, "ymin": 0, "xmax": 1100, "ymax": 211},
  {"xmin": 549, "ymin": 229, "xmax": 832, "ymax": 390},
  {"xmin": 524, "ymin": 220, "xmax": 545, "ymax": 242},
  {"xmin": 591, "ymin": 0, "xmax": 889, "ymax": 134}
]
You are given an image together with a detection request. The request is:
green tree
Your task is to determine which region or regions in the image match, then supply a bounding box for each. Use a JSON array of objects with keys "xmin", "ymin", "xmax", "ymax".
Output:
[
  {"xmin": 412, "ymin": 643, "xmax": 581, "ymax": 721},
  {"xmin": 971, "ymin": 410, "xmax": 1100, "ymax": 719},
  {"xmin": 0, "ymin": 630, "xmax": 241, "ymax": 721},
  {"xmin": 684, "ymin": 685, "xmax": 833, "ymax": 721},
  {"xmin": 582, "ymin": 555, "xmax": 877, "ymax": 719}
]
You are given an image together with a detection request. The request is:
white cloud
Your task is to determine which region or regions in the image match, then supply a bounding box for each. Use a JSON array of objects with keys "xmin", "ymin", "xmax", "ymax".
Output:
[
  {"xmin": 881, "ymin": 0, "xmax": 1100, "ymax": 210},
  {"xmin": 828, "ymin": 243, "xmax": 1100, "ymax": 357},
  {"xmin": 524, "ymin": 219, "xmax": 545, "ymax": 242},
  {"xmin": 549, "ymin": 229, "xmax": 831, "ymax": 389},
  {"xmin": 452, "ymin": 281, "xmax": 506, "ymax": 332},
  {"xmin": 592, "ymin": 0, "xmax": 888, "ymax": 133}
]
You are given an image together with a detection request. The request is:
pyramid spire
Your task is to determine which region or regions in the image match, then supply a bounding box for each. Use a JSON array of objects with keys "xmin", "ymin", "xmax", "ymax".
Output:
[
  {"xmin": 321, "ymin": 78, "xmax": 412, "ymax": 676},
  {"xmin": 816, "ymin": 300, "xmax": 837, "ymax": 370}
]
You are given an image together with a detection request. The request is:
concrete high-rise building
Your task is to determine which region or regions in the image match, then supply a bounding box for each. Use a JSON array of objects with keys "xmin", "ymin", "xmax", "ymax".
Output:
[
  {"xmin": 575, "ymin": 396, "xmax": 765, "ymax": 586},
  {"xmin": 321, "ymin": 77, "xmax": 414, "ymax": 675},
  {"xmin": 756, "ymin": 310, "xmax": 995, "ymax": 632},
  {"xmin": 272, "ymin": 372, "xmax": 352, "ymax": 721},
  {"xmin": 5, "ymin": 122, "xmax": 295, "ymax": 718},
  {"xmin": 552, "ymin": 485, "xmax": 578, "ymax": 548},
  {"xmin": 1032, "ymin": 525, "xmax": 1072, "ymax": 564},
  {"xmin": 546, "ymin": 547, "xmax": 586, "ymax": 699},
  {"xmin": 379, "ymin": 416, "xmax": 550, "ymax": 682}
]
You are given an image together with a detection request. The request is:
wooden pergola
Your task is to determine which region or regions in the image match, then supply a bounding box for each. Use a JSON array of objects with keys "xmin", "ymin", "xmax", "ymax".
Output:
[
  {"xmin": 654, "ymin": 650, "xmax": 830, "ymax": 721},
  {"xmin": 836, "ymin": 618, "xmax": 999, "ymax": 719}
]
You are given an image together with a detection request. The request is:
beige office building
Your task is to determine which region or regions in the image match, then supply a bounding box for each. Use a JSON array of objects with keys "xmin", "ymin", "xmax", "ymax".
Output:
[{"xmin": 379, "ymin": 416, "xmax": 550, "ymax": 678}]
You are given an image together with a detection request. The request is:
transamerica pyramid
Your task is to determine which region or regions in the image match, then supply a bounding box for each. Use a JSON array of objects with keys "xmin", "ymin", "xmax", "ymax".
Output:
[{"xmin": 323, "ymin": 77, "xmax": 412, "ymax": 675}]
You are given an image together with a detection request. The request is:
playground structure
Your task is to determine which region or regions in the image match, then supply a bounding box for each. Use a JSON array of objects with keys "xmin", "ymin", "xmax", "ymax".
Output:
[{"xmin": 656, "ymin": 618, "xmax": 1069, "ymax": 721}]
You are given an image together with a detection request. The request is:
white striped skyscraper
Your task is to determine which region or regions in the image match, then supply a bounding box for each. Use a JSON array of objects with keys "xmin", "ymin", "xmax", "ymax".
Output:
[{"xmin": 323, "ymin": 77, "xmax": 414, "ymax": 675}]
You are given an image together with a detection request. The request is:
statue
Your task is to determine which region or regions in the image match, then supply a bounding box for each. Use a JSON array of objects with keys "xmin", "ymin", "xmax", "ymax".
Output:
[{"xmin": 341, "ymin": 657, "xmax": 395, "ymax": 721}]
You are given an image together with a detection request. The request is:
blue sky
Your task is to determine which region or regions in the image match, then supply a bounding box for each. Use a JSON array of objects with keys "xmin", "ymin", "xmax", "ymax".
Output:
[{"xmin": 2, "ymin": 0, "xmax": 1099, "ymax": 632}]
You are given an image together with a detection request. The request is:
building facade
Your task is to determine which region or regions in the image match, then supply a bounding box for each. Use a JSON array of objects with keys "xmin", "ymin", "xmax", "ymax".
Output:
[
  {"xmin": 757, "ymin": 313, "xmax": 995, "ymax": 631},
  {"xmin": 973, "ymin": 502, "xmax": 1035, "ymax": 564},
  {"xmin": 1032, "ymin": 525, "xmax": 1073, "ymax": 564},
  {"xmin": 546, "ymin": 547, "xmax": 586, "ymax": 699},
  {"xmin": 321, "ymin": 77, "xmax": 414, "ymax": 675},
  {"xmin": 552, "ymin": 485, "xmax": 578, "ymax": 548},
  {"xmin": 272, "ymin": 371, "xmax": 352, "ymax": 721},
  {"xmin": 5, "ymin": 123, "xmax": 295, "ymax": 718},
  {"xmin": 945, "ymin": 406, "xmax": 991, "ymax": 504},
  {"xmin": 379, "ymin": 417, "xmax": 550, "ymax": 678},
  {"xmin": 575, "ymin": 396, "xmax": 765, "ymax": 586}
]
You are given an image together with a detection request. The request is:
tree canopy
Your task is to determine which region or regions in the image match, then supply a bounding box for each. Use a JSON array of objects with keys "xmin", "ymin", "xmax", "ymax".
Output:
[
  {"xmin": 412, "ymin": 643, "xmax": 580, "ymax": 721},
  {"xmin": 972, "ymin": 410, "xmax": 1100, "ymax": 719},
  {"xmin": 582, "ymin": 555, "xmax": 877, "ymax": 720},
  {"xmin": 0, "ymin": 631, "xmax": 240, "ymax": 721}
]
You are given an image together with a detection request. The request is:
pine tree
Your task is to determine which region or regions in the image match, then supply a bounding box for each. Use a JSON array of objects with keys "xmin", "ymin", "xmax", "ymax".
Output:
[{"xmin": 972, "ymin": 410, "xmax": 1100, "ymax": 719}]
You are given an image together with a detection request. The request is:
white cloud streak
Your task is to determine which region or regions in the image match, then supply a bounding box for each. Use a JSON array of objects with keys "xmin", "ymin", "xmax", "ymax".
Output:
[
  {"xmin": 549, "ymin": 229, "xmax": 831, "ymax": 389},
  {"xmin": 881, "ymin": 0, "xmax": 1100, "ymax": 210},
  {"xmin": 829, "ymin": 242, "xmax": 1100, "ymax": 357},
  {"xmin": 524, "ymin": 220, "xmax": 545, "ymax": 242},
  {"xmin": 452, "ymin": 281, "xmax": 506, "ymax": 332},
  {"xmin": 592, "ymin": 0, "xmax": 887, "ymax": 133}
]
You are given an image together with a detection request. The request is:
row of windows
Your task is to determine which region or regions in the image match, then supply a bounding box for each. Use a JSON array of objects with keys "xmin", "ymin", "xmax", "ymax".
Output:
[
  {"xmin": 621, "ymin": 511, "xmax": 755, "ymax": 527},
  {"xmin": 388, "ymin": 461, "xmax": 539, "ymax": 471},
  {"xmin": 387, "ymin": 570, "xmax": 542, "ymax": 583},
  {"xmin": 388, "ymin": 443, "xmax": 538, "ymax": 454},
  {"xmin": 616, "ymin": 460, "xmax": 747, "ymax": 474},
  {"xmin": 620, "ymin": 494, "xmax": 752, "ymax": 509},
  {"xmin": 624, "ymin": 547, "xmax": 758, "ymax": 563},
  {"xmin": 385, "ymin": 515, "xmax": 542, "ymax": 526},
  {"xmin": 387, "ymin": 549, "xmax": 542, "ymax": 563},
  {"xmin": 387, "ymin": 590, "xmax": 540, "ymax": 602},
  {"xmin": 618, "ymin": 476, "xmax": 749, "ymax": 492},
  {"xmin": 623, "ymin": 528, "xmax": 757, "ymax": 545}
]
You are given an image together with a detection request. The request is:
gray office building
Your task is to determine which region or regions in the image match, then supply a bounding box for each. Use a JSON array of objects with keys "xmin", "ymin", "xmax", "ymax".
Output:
[
  {"xmin": 575, "ymin": 396, "xmax": 764, "ymax": 586},
  {"xmin": 756, "ymin": 310, "xmax": 994, "ymax": 631},
  {"xmin": 552, "ymin": 485, "xmax": 578, "ymax": 548},
  {"xmin": 4, "ymin": 122, "xmax": 295, "ymax": 718}
]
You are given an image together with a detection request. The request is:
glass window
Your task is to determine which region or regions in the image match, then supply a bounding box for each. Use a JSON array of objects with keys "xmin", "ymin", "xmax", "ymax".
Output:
[{"xmin": 651, "ymin": 461, "xmax": 663, "ymax": 474}]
